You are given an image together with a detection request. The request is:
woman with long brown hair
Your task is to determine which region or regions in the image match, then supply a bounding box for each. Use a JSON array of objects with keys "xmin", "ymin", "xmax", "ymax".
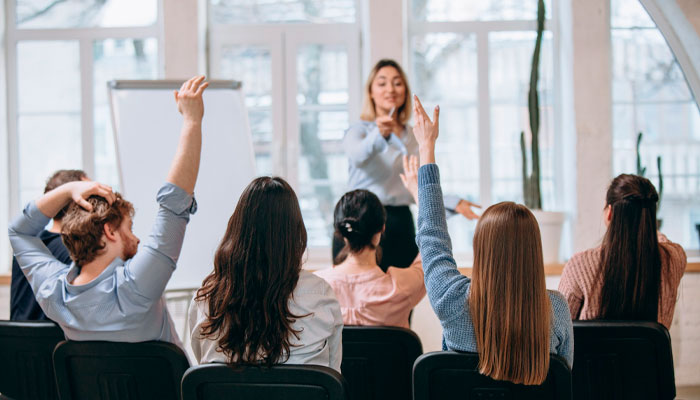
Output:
[
  {"xmin": 411, "ymin": 95, "xmax": 573, "ymax": 385},
  {"xmin": 338, "ymin": 58, "xmax": 479, "ymax": 271},
  {"xmin": 188, "ymin": 177, "xmax": 343, "ymax": 371},
  {"xmin": 559, "ymin": 174, "xmax": 686, "ymax": 329}
]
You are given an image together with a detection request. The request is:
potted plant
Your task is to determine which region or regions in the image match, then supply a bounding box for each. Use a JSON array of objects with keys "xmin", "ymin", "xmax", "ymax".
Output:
[
  {"xmin": 635, "ymin": 131, "xmax": 664, "ymax": 228},
  {"xmin": 520, "ymin": 0, "xmax": 565, "ymax": 264}
]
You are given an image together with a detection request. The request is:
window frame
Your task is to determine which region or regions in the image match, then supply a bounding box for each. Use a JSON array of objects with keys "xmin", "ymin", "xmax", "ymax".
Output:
[
  {"xmin": 207, "ymin": 2, "xmax": 362, "ymax": 264},
  {"xmin": 406, "ymin": 1, "xmax": 565, "ymax": 262},
  {"xmin": 2, "ymin": 0, "xmax": 165, "ymax": 272}
]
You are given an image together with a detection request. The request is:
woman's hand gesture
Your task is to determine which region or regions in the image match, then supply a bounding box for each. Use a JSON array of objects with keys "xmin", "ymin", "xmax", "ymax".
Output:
[
  {"xmin": 412, "ymin": 95, "xmax": 439, "ymax": 165},
  {"xmin": 376, "ymin": 115, "xmax": 396, "ymax": 138}
]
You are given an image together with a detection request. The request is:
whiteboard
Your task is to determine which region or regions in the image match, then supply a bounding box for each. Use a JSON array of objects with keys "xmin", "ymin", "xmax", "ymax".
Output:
[{"xmin": 109, "ymin": 80, "xmax": 255, "ymax": 289}]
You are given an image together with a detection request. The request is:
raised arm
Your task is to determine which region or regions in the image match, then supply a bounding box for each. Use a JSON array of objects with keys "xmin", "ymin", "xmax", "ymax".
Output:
[
  {"xmin": 124, "ymin": 76, "xmax": 208, "ymax": 299},
  {"xmin": 9, "ymin": 181, "xmax": 115, "ymax": 296},
  {"xmin": 167, "ymin": 76, "xmax": 209, "ymax": 194},
  {"xmin": 412, "ymin": 95, "xmax": 471, "ymax": 321}
]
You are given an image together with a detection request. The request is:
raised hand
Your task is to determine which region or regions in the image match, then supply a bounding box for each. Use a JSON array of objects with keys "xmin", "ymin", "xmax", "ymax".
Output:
[
  {"xmin": 412, "ymin": 95, "xmax": 439, "ymax": 165},
  {"xmin": 67, "ymin": 181, "xmax": 115, "ymax": 211},
  {"xmin": 36, "ymin": 181, "xmax": 115, "ymax": 217},
  {"xmin": 174, "ymin": 76, "xmax": 209, "ymax": 122},
  {"xmin": 400, "ymin": 155, "xmax": 420, "ymax": 204}
]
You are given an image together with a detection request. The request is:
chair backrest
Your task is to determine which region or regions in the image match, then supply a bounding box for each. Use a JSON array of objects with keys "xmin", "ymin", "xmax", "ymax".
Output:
[
  {"xmin": 52, "ymin": 340, "xmax": 190, "ymax": 400},
  {"xmin": 181, "ymin": 364, "xmax": 348, "ymax": 400},
  {"xmin": 341, "ymin": 326, "xmax": 423, "ymax": 400},
  {"xmin": 413, "ymin": 351, "xmax": 572, "ymax": 400},
  {"xmin": 572, "ymin": 320, "xmax": 675, "ymax": 400},
  {"xmin": 0, "ymin": 321, "xmax": 65, "ymax": 400}
]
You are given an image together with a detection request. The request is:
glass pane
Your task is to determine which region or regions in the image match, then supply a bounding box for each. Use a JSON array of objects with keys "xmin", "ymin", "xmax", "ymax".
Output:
[
  {"xmin": 217, "ymin": 46, "xmax": 274, "ymax": 143},
  {"xmin": 210, "ymin": 0, "xmax": 355, "ymax": 24},
  {"xmin": 94, "ymin": 38, "xmax": 159, "ymax": 189},
  {"xmin": 17, "ymin": 41, "xmax": 82, "ymax": 207},
  {"xmin": 18, "ymin": 41, "xmax": 80, "ymax": 114},
  {"xmin": 296, "ymin": 44, "xmax": 349, "ymax": 247},
  {"xmin": 16, "ymin": 0, "xmax": 157, "ymax": 29},
  {"xmin": 612, "ymin": 30, "xmax": 692, "ymax": 104},
  {"xmin": 411, "ymin": 0, "xmax": 551, "ymax": 22},
  {"xmin": 611, "ymin": 0, "xmax": 700, "ymax": 249},
  {"xmin": 411, "ymin": 33, "xmax": 479, "ymax": 253},
  {"xmin": 18, "ymin": 115, "xmax": 82, "ymax": 207},
  {"xmin": 297, "ymin": 46, "xmax": 348, "ymax": 106},
  {"xmin": 490, "ymin": 31, "xmax": 555, "ymax": 208},
  {"xmin": 255, "ymin": 153, "xmax": 273, "ymax": 176},
  {"xmin": 611, "ymin": 0, "xmax": 655, "ymax": 28}
]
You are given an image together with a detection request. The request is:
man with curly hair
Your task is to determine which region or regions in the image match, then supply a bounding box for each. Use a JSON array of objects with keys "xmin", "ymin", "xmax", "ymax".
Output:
[{"xmin": 8, "ymin": 76, "xmax": 209, "ymax": 346}]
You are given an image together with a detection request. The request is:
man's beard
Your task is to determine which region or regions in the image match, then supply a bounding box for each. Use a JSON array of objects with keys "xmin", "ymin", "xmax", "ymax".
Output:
[{"xmin": 120, "ymin": 232, "xmax": 138, "ymax": 261}]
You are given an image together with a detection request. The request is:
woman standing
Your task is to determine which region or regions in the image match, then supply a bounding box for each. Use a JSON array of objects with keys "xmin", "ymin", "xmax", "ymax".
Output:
[{"xmin": 339, "ymin": 59, "xmax": 478, "ymax": 271}]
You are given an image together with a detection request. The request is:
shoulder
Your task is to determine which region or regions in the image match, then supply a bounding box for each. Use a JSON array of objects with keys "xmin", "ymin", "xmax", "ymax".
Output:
[
  {"xmin": 313, "ymin": 267, "xmax": 335, "ymax": 281},
  {"xmin": 296, "ymin": 270, "xmax": 336, "ymax": 297},
  {"xmin": 563, "ymin": 247, "xmax": 601, "ymax": 274},
  {"xmin": 189, "ymin": 294, "xmax": 208, "ymax": 319},
  {"xmin": 547, "ymin": 290, "xmax": 573, "ymax": 333},
  {"xmin": 547, "ymin": 290, "xmax": 569, "ymax": 313},
  {"xmin": 658, "ymin": 235, "xmax": 686, "ymax": 261},
  {"xmin": 658, "ymin": 235, "xmax": 687, "ymax": 278},
  {"xmin": 293, "ymin": 271, "xmax": 342, "ymax": 322}
]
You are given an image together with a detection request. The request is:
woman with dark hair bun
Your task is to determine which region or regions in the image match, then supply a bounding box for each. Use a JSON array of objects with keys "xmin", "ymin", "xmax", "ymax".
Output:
[
  {"xmin": 188, "ymin": 177, "xmax": 343, "ymax": 371},
  {"xmin": 559, "ymin": 174, "xmax": 686, "ymax": 329},
  {"xmin": 315, "ymin": 188, "xmax": 425, "ymax": 328}
]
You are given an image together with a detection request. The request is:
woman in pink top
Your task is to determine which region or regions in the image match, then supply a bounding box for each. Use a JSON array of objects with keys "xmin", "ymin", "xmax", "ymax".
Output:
[
  {"xmin": 315, "ymin": 189, "xmax": 426, "ymax": 328},
  {"xmin": 559, "ymin": 174, "xmax": 686, "ymax": 329}
]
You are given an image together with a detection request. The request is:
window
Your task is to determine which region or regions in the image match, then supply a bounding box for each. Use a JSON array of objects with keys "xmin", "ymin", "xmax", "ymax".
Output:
[
  {"xmin": 3, "ymin": 0, "xmax": 162, "ymax": 272},
  {"xmin": 208, "ymin": 0, "xmax": 361, "ymax": 249},
  {"xmin": 408, "ymin": 0, "xmax": 560, "ymax": 256},
  {"xmin": 611, "ymin": 0, "xmax": 700, "ymax": 249}
]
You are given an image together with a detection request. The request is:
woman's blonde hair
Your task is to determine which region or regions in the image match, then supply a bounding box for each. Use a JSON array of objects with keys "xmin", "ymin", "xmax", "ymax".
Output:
[
  {"xmin": 360, "ymin": 59, "xmax": 412, "ymax": 125},
  {"xmin": 470, "ymin": 202, "xmax": 551, "ymax": 385}
]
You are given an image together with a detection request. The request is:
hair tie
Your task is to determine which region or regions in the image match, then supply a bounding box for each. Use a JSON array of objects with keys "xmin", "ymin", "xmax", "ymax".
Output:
[{"xmin": 344, "ymin": 222, "xmax": 353, "ymax": 232}]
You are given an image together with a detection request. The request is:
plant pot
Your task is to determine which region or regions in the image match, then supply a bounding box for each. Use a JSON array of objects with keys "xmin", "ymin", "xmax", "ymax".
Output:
[{"xmin": 531, "ymin": 210, "xmax": 566, "ymax": 265}]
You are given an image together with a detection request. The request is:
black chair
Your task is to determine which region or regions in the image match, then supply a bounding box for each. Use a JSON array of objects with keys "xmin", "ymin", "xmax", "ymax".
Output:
[
  {"xmin": 413, "ymin": 351, "xmax": 572, "ymax": 400},
  {"xmin": 572, "ymin": 321, "xmax": 675, "ymax": 400},
  {"xmin": 0, "ymin": 321, "xmax": 65, "ymax": 400},
  {"xmin": 181, "ymin": 364, "xmax": 348, "ymax": 400},
  {"xmin": 52, "ymin": 340, "xmax": 189, "ymax": 400},
  {"xmin": 341, "ymin": 326, "xmax": 422, "ymax": 400}
]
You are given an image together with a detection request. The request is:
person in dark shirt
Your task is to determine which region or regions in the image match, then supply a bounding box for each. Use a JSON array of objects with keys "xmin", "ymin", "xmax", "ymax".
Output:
[{"xmin": 10, "ymin": 169, "xmax": 87, "ymax": 320}]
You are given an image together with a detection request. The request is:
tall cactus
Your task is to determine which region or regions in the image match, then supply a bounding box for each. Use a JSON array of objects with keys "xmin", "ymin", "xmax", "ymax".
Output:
[
  {"xmin": 520, "ymin": 0, "xmax": 545, "ymax": 210},
  {"xmin": 636, "ymin": 131, "xmax": 664, "ymax": 212}
]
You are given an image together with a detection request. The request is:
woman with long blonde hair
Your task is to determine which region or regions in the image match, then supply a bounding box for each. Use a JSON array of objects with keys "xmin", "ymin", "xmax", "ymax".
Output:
[
  {"xmin": 409, "ymin": 95, "xmax": 573, "ymax": 384},
  {"xmin": 339, "ymin": 59, "xmax": 479, "ymax": 271}
]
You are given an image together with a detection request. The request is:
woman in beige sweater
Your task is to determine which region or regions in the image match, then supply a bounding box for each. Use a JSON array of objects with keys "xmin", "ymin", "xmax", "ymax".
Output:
[{"xmin": 558, "ymin": 174, "xmax": 686, "ymax": 329}]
